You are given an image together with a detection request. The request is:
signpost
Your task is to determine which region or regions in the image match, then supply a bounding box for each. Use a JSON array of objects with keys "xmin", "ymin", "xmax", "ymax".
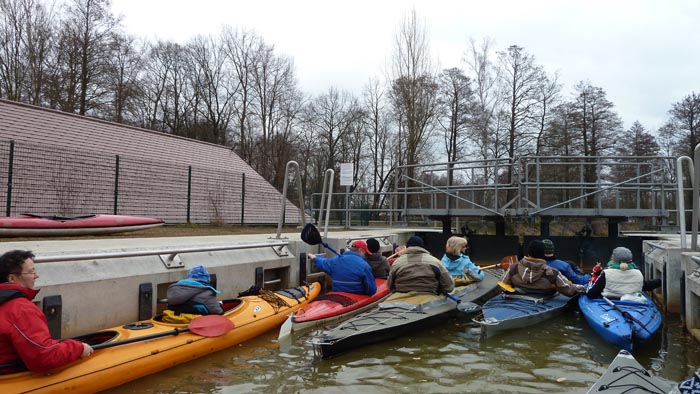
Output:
[{"xmin": 340, "ymin": 163, "xmax": 353, "ymax": 228}]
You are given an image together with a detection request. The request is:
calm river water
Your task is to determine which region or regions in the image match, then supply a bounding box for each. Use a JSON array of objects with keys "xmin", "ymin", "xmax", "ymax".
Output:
[{"xmin": 104, "ymin": 309, "xmax": 700, "ymax": 394}]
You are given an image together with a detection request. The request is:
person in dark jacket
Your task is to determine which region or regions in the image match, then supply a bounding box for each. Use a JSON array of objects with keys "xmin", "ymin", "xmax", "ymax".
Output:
[
  {"xmin": 308, "ymin": 241, "xmax": 377, "ymax": 295},
  {"xmin": 387, "ymin": 236, "xmax": 454, "ymax": 295},
  {"xmin": 0, "ymin": 250, "xmax": 92, "ymax": 373},
  {"xmin": 542, "ymin": 239, "xmax": 591, "ymax": 285},
  {"xmin": 501, "ymin": 240, "xmax": 585, "ymax": 296},
  {"xmin": 365, "ymin": 238, "xmax": 390, "ymax": 279},
  {"xmin": 166, "ymin": 265, "xmax": 224, "ymax": 315}
]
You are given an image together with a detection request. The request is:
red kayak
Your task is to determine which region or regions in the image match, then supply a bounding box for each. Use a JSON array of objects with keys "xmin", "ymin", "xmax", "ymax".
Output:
[
  {"xmin": 0, "ymin": 214, "xmax": 165, "ymax": 236},
  {"xmin": 279, "ymin": 278, "xmax": 390, "ymax": 337}
]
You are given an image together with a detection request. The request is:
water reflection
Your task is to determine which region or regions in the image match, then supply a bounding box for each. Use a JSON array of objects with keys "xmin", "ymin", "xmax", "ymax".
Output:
[{"xmin": 104, "ymin": 311, "xmax": 699, "ymax": 394}]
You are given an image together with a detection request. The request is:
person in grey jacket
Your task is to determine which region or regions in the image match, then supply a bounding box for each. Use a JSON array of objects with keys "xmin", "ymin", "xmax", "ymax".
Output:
[
  {"xmin": 166, "ymin": 265, "xmax": 224, "ymax": 315},
  {"xmin": 387, "ymin": 236, "xmax": 454, "ymax": 295}
]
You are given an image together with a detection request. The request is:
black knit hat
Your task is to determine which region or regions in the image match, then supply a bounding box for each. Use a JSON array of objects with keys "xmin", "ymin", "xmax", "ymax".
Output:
[
  {"xmin": 366, "ymin": 238, "xmax": 381, "ymax": 253},
  {"xmin": 527, "ymin": 240, "xmax": 545, "ymax": 259},
  {"xmin": 406, "ymin": 236, "xmax": 424, "ymax": 247}
]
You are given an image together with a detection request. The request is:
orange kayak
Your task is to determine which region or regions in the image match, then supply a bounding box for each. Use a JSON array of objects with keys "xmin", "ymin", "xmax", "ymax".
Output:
[{"xmin": 0, "ymin": 283, "xmax": 320, "ymax": 393}]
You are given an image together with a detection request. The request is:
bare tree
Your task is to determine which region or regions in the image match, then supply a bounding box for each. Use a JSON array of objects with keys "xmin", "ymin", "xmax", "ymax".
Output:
[
  {"xmin": 533, "ymin": 72, "xmax": 561, "ymax": 155},
  {"xmin": 105, "ymin": 32, "xmax": 143, "ymax": 124},
  {"xmin": 188, "ymin": 34, "xmax": 236, "ymax": 145},
  {"xmin": 663, "ymin": 92, "xmax": 700, "ymax": 158},
  {"xmin": 436, "ymin": 67, "xmax": 475, "ymax": 166},
  {"xmin": 59, "ymin": 0, "xmax": 119, "ymax": 115},
  {"xmin": 362, "ymin": 77, "xmax": 393, "ymax": 214},
  {"xmin": 221, "ymin": 27, "xmax": 264, "ymax": 162},
  {"xmin": 388, "ymin": 8, "xmax": 438, "ymax": 189}
]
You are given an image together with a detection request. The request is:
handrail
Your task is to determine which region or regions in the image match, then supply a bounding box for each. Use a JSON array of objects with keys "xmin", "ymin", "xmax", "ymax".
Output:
[
  {"xmin": 317, "ymin": 169, "xmax": 334, "ymax": 238},
  {"xmin": 529, "ymin": 168, "xmax": 664, "ymax": 216},
  {"xmin": 677, "ymin": 156, "xmax": 693, "ymax": 249},
  {"xmin": 694, "ymin": 145, "xmax": 700, "ymax": 251},
  {"xmin": 275, "ymin": 161, "xmax": 306, "ymax": 239},
  {"xmin": 402, "ymin": 175, "xmax": 504, "ymax": 217},
  {"xmin": 34, "ymin": 241, "xmax": 290, "ymax": 263}
]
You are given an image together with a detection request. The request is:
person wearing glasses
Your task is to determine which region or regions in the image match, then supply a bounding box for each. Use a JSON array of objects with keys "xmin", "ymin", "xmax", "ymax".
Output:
[{"xmin": 0, "ymin": 250, "xmax": 93, "ymax": 373}]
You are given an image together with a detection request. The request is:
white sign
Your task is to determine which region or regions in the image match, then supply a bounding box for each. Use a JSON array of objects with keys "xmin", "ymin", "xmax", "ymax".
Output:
[{"xmin": 340, "ymin": 163, "xmax": 353, "ymax": 186}]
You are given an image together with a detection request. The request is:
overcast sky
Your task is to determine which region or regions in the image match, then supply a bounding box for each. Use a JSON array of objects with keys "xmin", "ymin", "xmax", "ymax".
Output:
[{"xmin": 110, "ymin": 0, "xmax": 699, "ymax": 132}]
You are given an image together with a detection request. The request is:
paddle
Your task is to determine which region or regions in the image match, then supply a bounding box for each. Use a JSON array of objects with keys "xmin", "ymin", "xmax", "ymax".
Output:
[
  {"xmin": 602, "ymin": 296, "xmax": 653, "ymax": 335},
  {"xmin": 301, "ymin": 223, "xmax": 340, "ymax": 256},
  {"xmin": 92, "ymin": 315, "xmax": 234, "ymax": 350},
  {"xmin": 278, "ymin": 313, "xmax": 294, "ymax": 340},
  {"xmin": 481, "ymin": 255, "xmax": 518, "ymax": 270},
  {"xmin": 497, "ymin": 281, "xmax": 516, "ymax": 293},
  {"xmin": 445, "ymin": 293, "xmax": 481, "ymax": 313}
]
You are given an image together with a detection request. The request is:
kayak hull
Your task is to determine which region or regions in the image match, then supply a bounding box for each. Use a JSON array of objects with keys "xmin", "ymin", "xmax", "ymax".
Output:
[
  {"xmin": 586, "ymin": 349, "xmax": 676, "ymax": 394},
  {"xmin": 475, "ymin": 292, "xmax": 576, "ymax": 339},
  {"xmin": 316, "ymin": 270, "xmax": 501, "ymax": 359},
  {"xmin": 578, "ymin": 294, "xmax": 662, "ymax": 351},
  {"xmin": 0, "ymin": 214, "xmax": 165, "ymax": 236},
  {"xmin": 0, "ymin": 283, "xmax": 321, "ymax": 394},
  {"xmin": 290, "ymin": 278, "xmax": 390, "ymax": 333}
]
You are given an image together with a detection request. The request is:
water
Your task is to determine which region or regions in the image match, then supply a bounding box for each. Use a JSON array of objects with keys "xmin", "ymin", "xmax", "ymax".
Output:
[{"xmin": 104, "ymin": 311, "xmax": 700, "ymax": 394}]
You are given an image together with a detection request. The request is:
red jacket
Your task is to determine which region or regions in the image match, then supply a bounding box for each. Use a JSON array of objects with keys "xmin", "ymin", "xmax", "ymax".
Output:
[{"xmin": 0, "ymin": 283, "xmax": 84, "ymax": 373}]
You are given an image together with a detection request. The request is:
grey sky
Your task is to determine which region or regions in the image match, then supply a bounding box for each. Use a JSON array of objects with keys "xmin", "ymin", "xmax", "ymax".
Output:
[{"xmin": 111, "ymin": 0, "xmax": 700, "ymax": 132}]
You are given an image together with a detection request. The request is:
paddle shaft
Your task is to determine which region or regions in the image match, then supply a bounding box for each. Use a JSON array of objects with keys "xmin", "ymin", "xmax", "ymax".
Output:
[
  {"xmin": 92, "ymin": 327, "xmax": 190, "ymax": 350},
  {"xmin": 602, "ymin": 296, "xmax": 653, "ymax": 335}
]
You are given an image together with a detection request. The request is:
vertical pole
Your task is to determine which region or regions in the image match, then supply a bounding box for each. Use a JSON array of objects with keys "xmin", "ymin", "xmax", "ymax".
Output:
[
  {"xmin": 241, "ymin": 173, "xmax": 245, "ymax": 226},
  {"xmin": 345, "ymin": 185, "xmax": 350, "ymax": 229},
  {"xmin": 113, "ymin": 155, "xmax": 119, "ymax": 215},
  {"xmin": 186, "ymin": 166, "xmax": 192, "ymax": 224},
  {"xmin": 6, "ymin": 141, "xmax": 14, "ymax": 216}
]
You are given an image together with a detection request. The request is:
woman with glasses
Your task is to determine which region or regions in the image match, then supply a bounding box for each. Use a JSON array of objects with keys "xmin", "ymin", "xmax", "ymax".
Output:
[{"xmin": 0, "ymin": 250, "xmax": 93, "ymax": 373}]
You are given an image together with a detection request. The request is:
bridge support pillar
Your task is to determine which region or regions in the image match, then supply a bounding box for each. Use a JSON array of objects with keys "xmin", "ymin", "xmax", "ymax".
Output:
[{"xmin": 540, "ymin": 216, "xmax": 553, "ymax": 238}]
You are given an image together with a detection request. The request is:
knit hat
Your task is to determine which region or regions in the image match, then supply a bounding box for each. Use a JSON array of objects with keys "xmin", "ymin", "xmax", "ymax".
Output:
[
  {"xmin": 542, "ymin": 239, "xmax": 555, "ymax": 255},
  {"xmin": 188, "ymin": 265, "xmax": 211, "ymax": 284},
  {"xmin": 527, "ymin": 240, "xmax": 545, "ymax": 259},
  {"xmin": 611, "ymin": 247, "xmax": 633, "ymax": 263},
  {"xmin": 351, "ymin": 240, "xmax": 372, "ymax": 255},
  {"xmin": 366, "ymin": 238, "xmax": 381, "ymax": 253},
  {"xmin": 406, "ymin": 236, "xmax": 424, "ymax": 248}
]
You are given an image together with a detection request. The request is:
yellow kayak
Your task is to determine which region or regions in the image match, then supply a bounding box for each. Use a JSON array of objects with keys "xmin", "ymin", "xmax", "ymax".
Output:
[{"xmin": 0, "ymin": 283, "xmax": 320, "ymax": 393}]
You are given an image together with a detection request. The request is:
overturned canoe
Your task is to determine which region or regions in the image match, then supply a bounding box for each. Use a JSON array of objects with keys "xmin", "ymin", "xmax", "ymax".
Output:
[
  {"xmin": 474, "ymin": 291, "xmax": 577, "ymax": 339},
  {"xmin": 0, "ymin": 283, "xmax": 321, "ymax": 394},
  {"xmin": 314, "ymin": 270, "xmax": 500, "ymax": 359},
  {"xmin": 283, "ymin": 278, "xmax": 390, "ymax": 335},
  {"xmin": 578, "ymin": 293, "xmax": 662, "ymax": 351},
  {"xmin": 586, "ymin": 349, "xmax": 676, "ymax": 394},
  {"xmin": 0, "ymin": 214, "xmax": 164, "ymax": 236}
]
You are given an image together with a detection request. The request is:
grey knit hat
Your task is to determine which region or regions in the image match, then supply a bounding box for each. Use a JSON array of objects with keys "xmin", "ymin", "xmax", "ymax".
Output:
[{"xmin": 611, "ymin": 247, "xmax": 633, "ymax": 262}]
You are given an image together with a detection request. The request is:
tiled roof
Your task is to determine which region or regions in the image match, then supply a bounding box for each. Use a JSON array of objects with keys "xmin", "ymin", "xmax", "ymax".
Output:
[{"xmin": 0, "ymin": 99, "xmax": 301, "ymax": 224}]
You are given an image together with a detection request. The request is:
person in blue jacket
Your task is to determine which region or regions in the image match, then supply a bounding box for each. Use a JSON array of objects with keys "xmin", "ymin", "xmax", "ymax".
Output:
[
  {"xmin": 308, "ymin": 240, "xmax": 377, "ymax": 295},
  {"xmin": 166, "ymin": 265, "xmax": 224, "ymax": 315},
  {"xmin": 542, "ymin": 239, "xmax": 591, "ymax": 285},
  {"xmin": 440, "ymin": 236, "xmax": 483, "ymax": 285}
]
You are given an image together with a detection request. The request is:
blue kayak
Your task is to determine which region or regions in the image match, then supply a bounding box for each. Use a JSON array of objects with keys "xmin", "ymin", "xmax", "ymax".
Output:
[
  {"xmin": 578, "ymin": 293, "xmax": 662, "ymax": 352},
  {"xmin": 473, "ymin": 292, "xmax": 576, "ymax": 339}
]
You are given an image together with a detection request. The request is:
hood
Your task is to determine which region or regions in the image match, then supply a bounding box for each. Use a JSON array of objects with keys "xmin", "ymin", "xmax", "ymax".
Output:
[{"xmin": 517, "ymin": 256, "xmax": 549, "ymax": 284}]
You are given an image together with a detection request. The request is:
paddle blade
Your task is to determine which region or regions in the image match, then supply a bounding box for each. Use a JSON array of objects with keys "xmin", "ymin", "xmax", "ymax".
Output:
[
  {"xmin": 497, "ymin": 281, "xmax": 516, "ymax": 293},
  {"xmin": 189, "ymin": 315, "xmax": 234, "ymax": 337},
  {"xmin": 301, "ymin": 223, "xmax": 323, "ymax": 246},
  {"xmin": 278, "ymin": 313, "xmax": 294, "ymax": 340},
  {"xmin": 457, "ymin": 301, "xmax": 481, "ymax": 314}
]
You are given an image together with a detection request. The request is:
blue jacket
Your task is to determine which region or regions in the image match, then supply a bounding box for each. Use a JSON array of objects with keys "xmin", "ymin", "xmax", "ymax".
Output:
[
  {"xmin": 440, "ymin": 253, "xmax": 484, "ymax": 280},
  {"xmin": 314, "ymin": 251, "xmax": 377, "ymax": 295},
  {"xmin": 545, "ymin": 257, "xmax": 590, "ymax": 285}
]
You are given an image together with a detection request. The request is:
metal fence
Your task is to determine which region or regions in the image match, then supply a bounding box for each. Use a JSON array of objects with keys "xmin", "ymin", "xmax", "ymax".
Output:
[{"xmin": 0, "ymin": 139, "xmax": 299, "ymax": 225}]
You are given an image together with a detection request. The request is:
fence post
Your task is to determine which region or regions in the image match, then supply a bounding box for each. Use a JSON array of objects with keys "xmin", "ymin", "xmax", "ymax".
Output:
[
  {"xmin": 113, "ymin": 155, "xmax": 119, "ymax": 215},
  {"xmin": 5, "ymin": 141, "xmax": 14, "ymax": 216},
  {"xmin": 187, "ymin": 166, "xmax": 192, "ymax": 224},
  {"xmin": 241, "ymin": 173, "xmax": 245, "ymax": 226}
]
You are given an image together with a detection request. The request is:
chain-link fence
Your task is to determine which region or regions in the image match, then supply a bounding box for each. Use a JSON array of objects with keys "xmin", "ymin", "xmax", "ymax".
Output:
[{"xmin": 0, "ymin": 140, "xmax": 300, "ymax": 225}]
